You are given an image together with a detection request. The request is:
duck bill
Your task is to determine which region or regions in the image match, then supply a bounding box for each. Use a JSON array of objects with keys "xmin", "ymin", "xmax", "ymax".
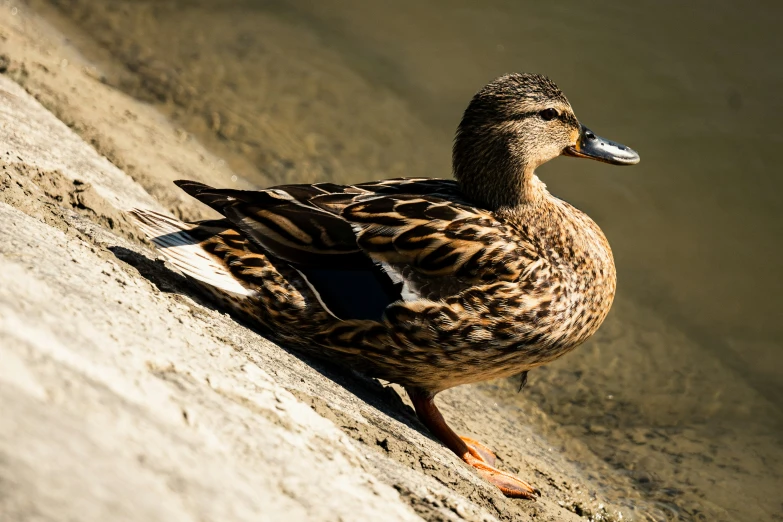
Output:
[{"xmin": 563, "ymin": 125, "xmax": 640, "ymax": 165}]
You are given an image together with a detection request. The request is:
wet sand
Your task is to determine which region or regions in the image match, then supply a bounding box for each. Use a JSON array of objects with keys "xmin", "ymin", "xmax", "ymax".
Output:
[{"xmin": 4, "ymin": 0, "xmax": 783, "ymax": 521}]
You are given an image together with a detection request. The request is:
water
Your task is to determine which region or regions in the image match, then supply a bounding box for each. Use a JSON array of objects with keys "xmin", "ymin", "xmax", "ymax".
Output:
[{"xmin": 37, "ymin": 0, "xmax": 783, "ymax": 519}]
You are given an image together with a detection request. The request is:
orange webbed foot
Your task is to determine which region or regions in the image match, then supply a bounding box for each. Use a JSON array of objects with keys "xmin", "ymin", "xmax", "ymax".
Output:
[
  {"xmin": 461, "ymin": 441, "xmax": 540, "ymax": 499},
  {"xmin": 408, "ymin": 388, "xmax": 541, "ymax": 499}
]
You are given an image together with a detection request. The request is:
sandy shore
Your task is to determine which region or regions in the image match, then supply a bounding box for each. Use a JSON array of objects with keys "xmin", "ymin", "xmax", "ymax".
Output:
[{"xmin": 0, "ymin": 4, "xmax": 634, "ymax": 521}]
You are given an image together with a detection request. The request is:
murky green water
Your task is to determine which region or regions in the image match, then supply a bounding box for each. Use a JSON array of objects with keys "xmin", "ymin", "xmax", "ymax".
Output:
[{"xmin": 38, "ymin": 0, "xmax": 783, "ymax": 519}]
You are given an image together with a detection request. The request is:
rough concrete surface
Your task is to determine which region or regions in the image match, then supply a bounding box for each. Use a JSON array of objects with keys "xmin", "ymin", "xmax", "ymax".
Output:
[{"xmin": 0, "ymin": 4, "xmax": 635, "ymax": 522}]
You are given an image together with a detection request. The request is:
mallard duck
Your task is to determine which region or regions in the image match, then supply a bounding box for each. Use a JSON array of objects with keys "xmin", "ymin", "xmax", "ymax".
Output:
[{"xmin": 131, "ymin": 73, "xmax": 639, "ymax": 499}]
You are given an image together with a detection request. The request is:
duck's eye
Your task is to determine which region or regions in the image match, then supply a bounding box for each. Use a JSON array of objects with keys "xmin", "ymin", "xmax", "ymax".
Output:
[{"xmin": 539, "ymin": 108, "xmax": 558, "ymax": 121}]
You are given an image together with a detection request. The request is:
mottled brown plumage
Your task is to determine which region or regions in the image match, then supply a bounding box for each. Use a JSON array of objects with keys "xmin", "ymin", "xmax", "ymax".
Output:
[{"xmin": 130, "ymin": 73, "xmax": 639, "ymax": 499}]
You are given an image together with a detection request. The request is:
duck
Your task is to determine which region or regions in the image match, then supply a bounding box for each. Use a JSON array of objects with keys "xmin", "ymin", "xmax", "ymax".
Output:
[{"xmin": 130, "ymin": 73, "xmax": 639, "ymax": 499}]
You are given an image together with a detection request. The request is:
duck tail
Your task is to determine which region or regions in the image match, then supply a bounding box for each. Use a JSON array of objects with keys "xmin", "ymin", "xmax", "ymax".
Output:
[{"xmin": 129, "ymin": 208, "xmax": 254, "ymax": 297}]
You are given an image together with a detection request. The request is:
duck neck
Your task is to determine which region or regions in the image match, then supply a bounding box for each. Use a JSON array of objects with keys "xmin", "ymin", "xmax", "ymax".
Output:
[
  {"xmin": 453, "ymin": 130, "xmax": 549, "ymax": 210},
  {"xmin": 454, "ymin": 158, "xmax": 548, "ymax": 211},
  {"xmin": 514, "ymin": 164, "xmax": 549, "ymax": 208}
]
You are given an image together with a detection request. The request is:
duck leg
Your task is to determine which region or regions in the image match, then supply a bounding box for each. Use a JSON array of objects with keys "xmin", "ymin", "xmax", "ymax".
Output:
[{"xmin": 407, "ymin": 388, "xmax": 540, "ymax": 499}]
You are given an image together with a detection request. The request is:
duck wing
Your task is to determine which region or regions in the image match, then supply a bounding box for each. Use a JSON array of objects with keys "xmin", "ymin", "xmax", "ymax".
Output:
[
  {"xmin": 172, "ymin": 179, "xmax": 535, "ymax": 321},
  {"xmin": 172, "ymin": 179, "xmax": 423, "ymax": 322}
]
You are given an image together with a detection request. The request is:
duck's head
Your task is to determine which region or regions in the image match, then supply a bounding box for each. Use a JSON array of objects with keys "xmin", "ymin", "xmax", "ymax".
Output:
[{"xmin": 453, "ymin": 73, "xmax": 639, "ymax": 209}]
